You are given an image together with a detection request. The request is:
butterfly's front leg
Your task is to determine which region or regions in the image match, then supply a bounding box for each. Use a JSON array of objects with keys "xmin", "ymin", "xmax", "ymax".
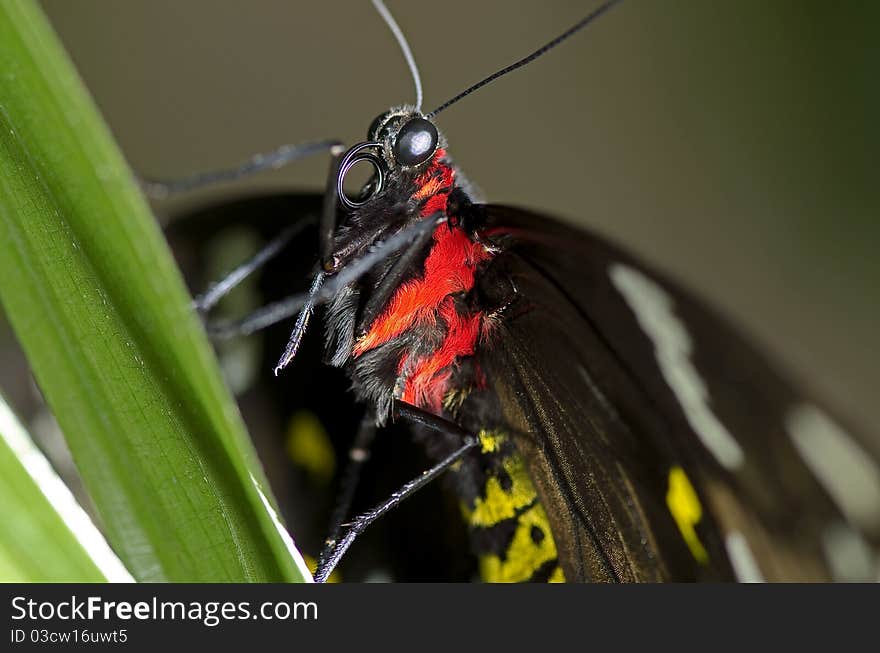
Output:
[
  {"xmin": 149, "ymin": 138, "xmax": 348, "ymax": 324},
  {"xmin": 139, "ymin": 139, "xmax": 343, "ymax": 198}
]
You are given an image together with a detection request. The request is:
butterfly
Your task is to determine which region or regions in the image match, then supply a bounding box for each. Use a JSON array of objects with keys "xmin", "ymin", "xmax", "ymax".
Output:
[{"xmin": 149, "ymin": 0, "xmax": 880, "ymax": 582}]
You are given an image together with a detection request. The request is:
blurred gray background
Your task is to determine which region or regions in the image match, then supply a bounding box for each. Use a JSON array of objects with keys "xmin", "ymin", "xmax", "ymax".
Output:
[{"xmin": 26, "ymin": 0, "xmax": 879, "ymax": 431}]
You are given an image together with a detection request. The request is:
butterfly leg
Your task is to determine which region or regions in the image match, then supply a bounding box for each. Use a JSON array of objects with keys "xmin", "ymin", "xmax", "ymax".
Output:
[
  {"xmin": 193, "ymin": 221, "xmax": 312, "ymax": 313},
  {"xmin": 204, "ymin": 216, "xmax": 440, "ymax": 340},
  {"xmin": 195, "ymin": 143, "xmax": 349, "ymax": 331},
  {"xmin": 317, "ymin": 414, "xmax": 378, "ymax": 566},
  {"xmin": 139, "ymin": 139, "xmax": 344, "ymax": 198},
  {"xmin": 205, "ymin": 293, "xmax": 308, "ymax": 340},
  {"xmin": 313, "ymin": 402, "xmax": 478, "ymax": 583},
  {"xmin": 162, "ymin": 139, "xmax": 345, "ymax": 311}
]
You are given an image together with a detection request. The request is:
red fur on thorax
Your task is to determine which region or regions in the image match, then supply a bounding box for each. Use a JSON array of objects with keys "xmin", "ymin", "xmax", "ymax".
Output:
[
  {"xmin": 413, "ymin": 150, "xmax": 454, "ymax": 219},
  {"xmin": 352, "ymin": 150, "xmax": 492, "ymax": 412},
  {"xmin": 353, "ymin": 225, "xmax": 488, "ymax": 355},
  {"xmin": 400, "ymin": 299, "xmax": 482, "ymax": 411}
]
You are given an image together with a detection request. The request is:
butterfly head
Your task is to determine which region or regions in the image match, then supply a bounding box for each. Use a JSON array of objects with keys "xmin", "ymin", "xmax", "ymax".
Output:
[{"xmin": 368, "ymin": 108, "xmax": 439, "ymax": 168}]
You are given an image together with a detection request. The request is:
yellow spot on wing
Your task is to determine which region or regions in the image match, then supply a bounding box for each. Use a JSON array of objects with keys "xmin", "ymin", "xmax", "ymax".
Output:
[
  {"xmin": 477, "ymin": 430, "xmax": 504, "ymax": 454},
  {"xmin": 479, "ymin": 504, "xmax": 562, "ymax": 582},
  {"xmin": 464, "ymin": 432, "xmax": 566, "ymax": 582},
  {"xmin": 548, "ymin": 566, "xmax": 565, "ymax": 583},
  {"xmin": 466, "ymin": 450, "xmax": 536, "ymax": 527},
  {"xmin": 286, "ymin": 411, "xmax": 335, "ymax": 484},
  {"xmin": 666, "ymin": 466, "xmax": 709, "ymax": 565}
]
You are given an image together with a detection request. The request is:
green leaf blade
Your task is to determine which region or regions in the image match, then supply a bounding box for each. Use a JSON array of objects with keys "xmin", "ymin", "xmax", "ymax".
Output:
[
  {"xmin": 0, "ymin": 393, "xmax": 127, "ymax": 582},
  {"xmin": 0, "ymin": 0, "xmax": 309, "ymax": 582}
]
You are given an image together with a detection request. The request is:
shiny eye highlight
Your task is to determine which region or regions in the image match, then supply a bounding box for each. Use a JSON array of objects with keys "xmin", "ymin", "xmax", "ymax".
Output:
[{"xmin": 393, "ymin": 117, "xmax": 438, "ymax": 167}]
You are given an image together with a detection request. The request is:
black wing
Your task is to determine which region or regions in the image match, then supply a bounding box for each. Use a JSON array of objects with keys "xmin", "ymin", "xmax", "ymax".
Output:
[{"xmin": 474, "ymin": 204, "xmax": 880, "ymax": 582}]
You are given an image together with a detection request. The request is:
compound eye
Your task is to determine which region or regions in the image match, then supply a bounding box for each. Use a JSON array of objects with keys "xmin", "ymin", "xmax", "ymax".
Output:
[
  {"xmin": 368, "ymin": 111, "xmax": 392, "ymax": 140},
  {"xmin": 393, "ymin": 117, "xmax": 438, "ymax": 167}
]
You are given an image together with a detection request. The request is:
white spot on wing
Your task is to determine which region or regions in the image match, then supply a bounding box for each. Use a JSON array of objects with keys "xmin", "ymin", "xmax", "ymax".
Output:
[
  {"xmin": 786, "ymin": 404, "xmax": 880, "ymax": 534},
  {"xmin": 725, "ymin": 531, "xmax": 764, "ymax": 582},
  {"xmin": 609, "ymin": 264, "xmax": 745, "ymax": 470},
  {"xmin": 0, "ymin": 398, "xmax": 134, "ymax": 582},
  {"xmin": 820, "ymin": 521, "xmax": 878, "ymax": 581},
  {"xmin": 250, "ymin": 473, "xmax": 314, "ymax": 582}
]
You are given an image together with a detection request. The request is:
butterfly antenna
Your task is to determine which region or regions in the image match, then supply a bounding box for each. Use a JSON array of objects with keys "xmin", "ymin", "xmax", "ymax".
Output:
[
  {"xmin": 427, "ymin": 0, "xmax": 622, "ymax": 118},
  {"xmin": 274, "ymin": 271, "xmax": 325, "ymax": 375},
  {"xmin": 371, "ymin": 0, "xmax": 424, "ymax": 111}
]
